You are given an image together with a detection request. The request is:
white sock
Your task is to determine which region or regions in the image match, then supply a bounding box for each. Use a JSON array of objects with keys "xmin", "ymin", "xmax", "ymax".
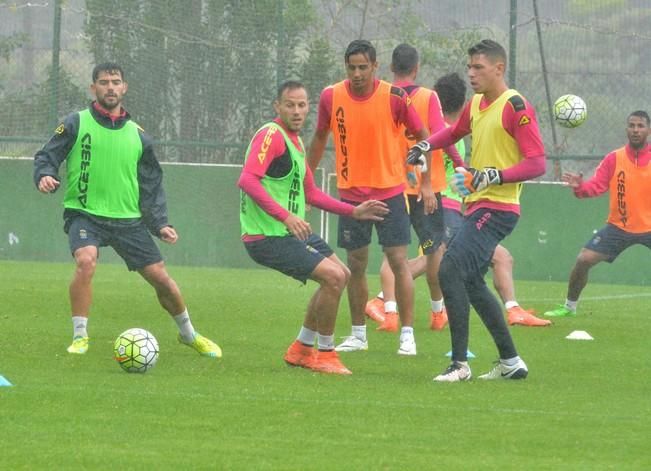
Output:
[
  {"xmin": 72, "ymin": 316, "xmax": 88, "ymax": 338},
  {"xmin": 297, "ymin": 326, "xmax": 316, "ymax": 346},
  {"xmin": 384, "ymin": 301, "xmax": 397, "ymax": 313},
  {"xmin": 377, "ymin": 292, "xmax": 384, "ymax": 300},
  {"xmin": 505, "ymin": 301, "xmax": 519, "ymax": 309},
  {"xmin": 565, "ymin": 299, "xmax": 578, "ymax": 311},
  {"xmin": 173, "ymin": 309, "xmax": 196, "ymax": 342},
  {"xmin": 501, "ymin": 356, "xmax": 521, "ymax": 366},
  {"xmin": 317, "ymin": 333, "xmax": 335, "ymax": 351},
  {"xmin": 431, "ymin": 298, "xmax": 444, "ymax": 312},
  {"xmin": 400, "ymin": 326, "xmax": 414, "ymax": 342},
  {"xmin": 352, "ymin": 325, "xmax": 367, "ymax": 341}
]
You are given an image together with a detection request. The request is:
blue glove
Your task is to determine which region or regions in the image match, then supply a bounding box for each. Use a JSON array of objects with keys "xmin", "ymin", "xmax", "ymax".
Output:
[
  {"xmin": 406, "ymin": 140, "xmax": 430, "ymax": 166},
  {"xmin": 449, "ymin": 167, "xmax": 502, "ymax": 196}
]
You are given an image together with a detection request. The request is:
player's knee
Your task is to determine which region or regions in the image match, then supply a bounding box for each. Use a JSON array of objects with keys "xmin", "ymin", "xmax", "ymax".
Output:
[
  {"xmin": 576, "ymin": 249, "xmax": 600, "ymax": 269},
  {"xmin": 74, "ymin": 252, "xmax": 97, "ymax": 277},
  {"xmin": 320, "ymin": 265, "xmax": 347, "ymax": 293}
]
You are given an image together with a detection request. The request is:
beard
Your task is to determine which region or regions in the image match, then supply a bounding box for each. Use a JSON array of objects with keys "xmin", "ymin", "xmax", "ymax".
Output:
[{"xmin": 97, "ymin": 94, "xmax": 121, "ymax": 110}]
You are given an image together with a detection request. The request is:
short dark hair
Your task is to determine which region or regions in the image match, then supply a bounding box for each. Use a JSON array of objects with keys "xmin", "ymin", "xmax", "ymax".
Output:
[
  {"xmin": 434, "ymin": 72, "xmax": 467, "ymax": 115},
  {"xmin": 345, "ymin": 39, "xmax": 376, "ymax": 63},
  {"xmin": 467, "ymin": 39, "xmax": 507, "ymax": 66},
  {"xmin": 391, "ymin": 43, "xmax": 418, "ymax": 75},
  {"xmin": 276, "ymin": 80, "xmax": 305, "ymax": 100},
  {"xmin": 92, "ymin": 62, "xmax": 124, "ymax": 82},
  {"xmin": 629, "ymin": 110, "xmax": 650, "ymax": 126}
]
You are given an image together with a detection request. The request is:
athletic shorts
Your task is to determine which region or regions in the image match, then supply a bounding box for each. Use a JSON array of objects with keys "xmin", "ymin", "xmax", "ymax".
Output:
[
  {"xmin": 337, "ymin": 193, "xmax": 411, "ymax": 251},
  {"xmin": 407, "ymin": 193, "xmax": 444, "ymax": 255},
  {"xmin": 244, "ymin": 233, "xmax": 334, "ymax": 283},
  {"xmin": 584, "ymin": 223, "xmax": 651, "ymax": 262},
  {"xmin": 443, "ymin": 208, "xmax": 519, "ymax": 280},
  {"xmin": 442, "ymin": 207, "xmax": 464, "ymax": 246},
  {"xmin": 66, "ymin": 213, "xmax": 163, "ymax": 271}
]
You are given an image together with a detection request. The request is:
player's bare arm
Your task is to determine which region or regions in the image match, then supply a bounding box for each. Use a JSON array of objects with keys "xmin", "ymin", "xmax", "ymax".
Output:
[{"xmin": 307, "ymin": 128, "xmax": 329, "ymax": 173}]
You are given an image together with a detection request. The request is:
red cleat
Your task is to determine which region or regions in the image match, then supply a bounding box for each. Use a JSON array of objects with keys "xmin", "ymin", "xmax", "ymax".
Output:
[
  {"xmin": 430, "ymin": 309, "xmax": 448, "ymax": 331},
  {"xmin": 364, "ymin": 297, "xmax": 386, "ymax": 324},
  {"xmin": 376, "ymin": 311, "xmax": 399, "ymax": 332},
  {"xmin": 309, "ymin": 350, "xmax": 352, "ymax": 375},
  {"xmin": 284, "ymin": 340, "xmax": 317, "ymax": 368},
  {"xmin": 507, "ymin": 306, "xmax": 552, "ymax": 327}
]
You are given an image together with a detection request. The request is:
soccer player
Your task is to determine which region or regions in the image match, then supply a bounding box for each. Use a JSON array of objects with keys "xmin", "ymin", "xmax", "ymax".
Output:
[
  {"xmin": 238, "ymin": 80, "xmax": 388, "ymax": 375},
  {"xmin": 33, "ymin": 63, "xmax": 222, "ymax": 357},
  {"xmin": 367, "ymin": 72, "xmax": 550, "ymax": 330},
  {"xmin": 407, "ymin": 40, "xmax": 546, "ymax": 381},
  {"xmin": 544, "ymin": 110, "xmax": 651, "ymax": 318},
  {"xmin": 363, "ymin": 44, "xmax": 463, "ymax": 334},
  {"xmin": 307, "ymin": 39, "xmax": 430, "ymax": 356}
]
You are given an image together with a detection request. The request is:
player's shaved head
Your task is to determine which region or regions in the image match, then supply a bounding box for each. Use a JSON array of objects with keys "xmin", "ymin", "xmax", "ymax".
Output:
[{"xmin": 391, "ymin": 43, "xmax": 419, "ymax": 75}]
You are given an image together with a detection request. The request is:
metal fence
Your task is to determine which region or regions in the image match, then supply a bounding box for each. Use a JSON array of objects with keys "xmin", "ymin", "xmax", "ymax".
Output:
[{"xmin": 2, "ymin": 0, "xmax": 650, "ymax": 179}]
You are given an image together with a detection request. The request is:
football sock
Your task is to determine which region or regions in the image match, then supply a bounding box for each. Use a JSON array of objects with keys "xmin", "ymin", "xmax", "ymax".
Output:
[
  {"xmin": 352, "ymin": 325, "xmax": 367, "ymax": 341},
  {"xmin": 297, "ymin": 326, "xmax": 316, "ymax": 347},
  {"xmin": 72, "ymin": 316, "xmax": 88, "ymax": 338},
  {"xmin": 504, "ymin": 301, "xmax": 519, "ymax": 309},
  {"xmin": 400, "ymin": 326, "xmax": 414, "ymax": 342},
  {"xmin": 565, "ymin": 299, "xmax": 578, "ymax": 311},
  {"xmin": 173, "ymin": 309, "xmax": 196, "ymax": 342},
  {"xmin": 501, "ymin": 356, "xmax": 521, "ymax": 366},
  {"xmin": 317, "ymin": 333, "xmax": 335, "ymax": 351},
  {"xmin": 384, "ymin": 301, "xmax": 397, "ymax": 313},
  {"xmin": 431, "ymin": 298, "xmax": 444, "ymax": 312}
]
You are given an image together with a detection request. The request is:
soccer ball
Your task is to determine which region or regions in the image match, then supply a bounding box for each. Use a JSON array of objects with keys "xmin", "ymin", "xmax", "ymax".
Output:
[
  {"xmin": 113, "ymin": 328, "xmax": 159, "ymax": 373},
  {"xmin": 553, "ymin": 94, "xmax": 587, "ymax": 128}
]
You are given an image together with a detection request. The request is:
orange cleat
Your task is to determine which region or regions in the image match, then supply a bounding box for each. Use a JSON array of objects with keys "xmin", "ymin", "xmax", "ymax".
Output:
[
  {"xmin": 309, "ymin": 350, "xmax": 352, "ymax": 375},
  {"xmin": 507, "ymin": 306, "xmax": 552, "ymax": 327},
  {"xmin": 376, "ymin": 311, "xmax": 399, "ymax": 332},
  {"xmin": 284, "ymin": 340, "xmax": 317, "ymax": 368},
  {"xmin": 364, "ymin": 297, "xmax": 386, "ymax": 324},
  {"xmin": 430, "ymin": 309, "xmax": 448, "ymax": 331}
]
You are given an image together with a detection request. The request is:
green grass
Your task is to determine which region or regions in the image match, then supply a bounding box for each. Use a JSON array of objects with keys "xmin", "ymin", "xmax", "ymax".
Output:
[{"xmin": 1, "ymin": 260, "xmax": 650, "ymax": 469}]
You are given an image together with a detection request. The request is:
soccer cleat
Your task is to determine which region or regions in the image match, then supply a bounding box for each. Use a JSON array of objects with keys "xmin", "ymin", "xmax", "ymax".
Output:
[
  {"xmin": 364, "ymin": 297, "xmax": 386, "ymax": 324},
  {"xmin": 430, "ymin": 309, "xmax": 448, "ymax": 331},
  {"xmin": 433, "ymin": 361, "xmax": 472, "ymax": 382},
  {"xmin": 543, "ymin": 305, "xmax": 576, "ymax": 318},
  {"xmin": 309, "ymin": 350, "xmax": 352, "ymax": 375},
  {"xmin": 284, "ymin": 340, "xmax": 316, "ymax": 368},
  {"xmin": 67, "ymin": 336, "xmax": 89, "ymax": 354},
  {"xmin": 507, "ymin": 306, "xmax": 552, "ymax": 326},
  {"xmin": 478, "ymin": 358, "xmax": 528, "ymax": 380},
  {"xmin": 376, "ymin": 312, "xmax": 399, "ymax": 332},
  {"xmin": 178, "ymin": 333, "xmax": 223, "ymax": 358},
  {"xmin": 397, "ymin": 336, "xmax": 417, "ymax": 356},
  {"xmin": 335, "ymin": 335, "xmax": 368, "ymax": 352}
]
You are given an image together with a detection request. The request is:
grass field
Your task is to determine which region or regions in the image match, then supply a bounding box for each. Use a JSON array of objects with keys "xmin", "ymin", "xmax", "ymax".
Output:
[{"xmin": 1, "ymin": 260, "xmax": 650, "ymax": 469}]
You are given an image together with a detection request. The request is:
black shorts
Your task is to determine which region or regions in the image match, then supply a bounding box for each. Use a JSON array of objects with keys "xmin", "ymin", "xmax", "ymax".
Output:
[
  {"xmin": 444, "ymin": 208, "xmax": 519, "ymax": 280},
  {"xmin": 244, "ymin": 233, "xmax": 334, "ymax": 283},
  {"xmin": 407, "ymin": 193, "xmax": 444, "ymax": 255},
  {"xmin": 584, "ymin": 223, "xmax": 651, "ymax": 262},
  {"xmin": 66, "ymin": 213, "xmax": 163, "ymax": 271},
  {"xmin": 337, "ymin": 193, "xmax": 411, "ymax": 251},
  {"xmin": 442, "ymin": 207, "xmax": 464, "ymax": 246}
]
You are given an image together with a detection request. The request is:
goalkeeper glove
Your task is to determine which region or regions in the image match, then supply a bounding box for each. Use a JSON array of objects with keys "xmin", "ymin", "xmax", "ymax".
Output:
[
  {"xmin": 406, "ymin": 140, "xmax": 430, "ymax": 166},
  {"xmin": 450, "ymin": 167, "xmax": 502, "ymax": 196}
]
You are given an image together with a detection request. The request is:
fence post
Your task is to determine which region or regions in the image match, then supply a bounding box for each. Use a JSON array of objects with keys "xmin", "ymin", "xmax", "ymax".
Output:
[
  {"xmin": 508, "ymin": 0, "xmax": 517, "ymax": 88},
  {"xmin": 49, "ymin": 0, "xmax": 62, "ymax": 129}
]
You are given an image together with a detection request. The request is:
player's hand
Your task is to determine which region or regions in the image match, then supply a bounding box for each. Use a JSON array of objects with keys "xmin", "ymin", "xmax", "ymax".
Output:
[
  {"xmin": 160, "ymin": 226, "xmax": 178, "ymax": 244},
  {"xmin": 352, "ymin": 200, "xmax": 389, "ymax": 222},
  {"xmin": 418, "ymin": 185, "xmax": 437, "ymax": 215},
  {"xmin": 38, "ymin": 175, "xmax": 60, "ymax": 193},
  {"xmin": 561, "ymin": 172, "xmax": 583, "ymax": 188},
  {"xmin": 406, "ymin": 140, "xmax": 430, "ymax": 166},
  {"xmin": 284, "ymin": 213, "xmax": 312, "ymax": 241},
  {"xmin": 450, "ymin": 167, "xmax": 502, "ymax": 196}
]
